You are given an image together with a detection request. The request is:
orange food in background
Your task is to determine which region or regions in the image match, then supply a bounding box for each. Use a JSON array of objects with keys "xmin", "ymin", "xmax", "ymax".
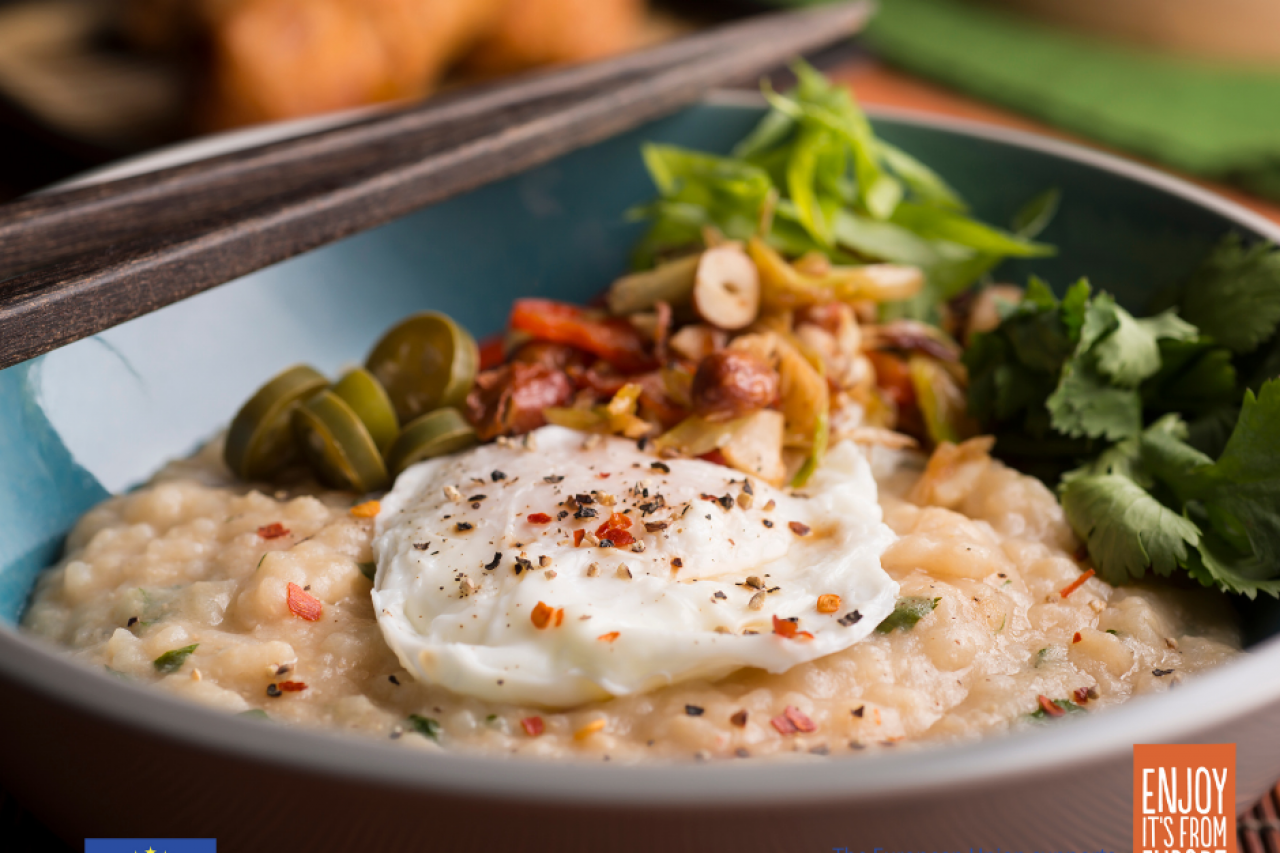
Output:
[{"xmin": 125, "ymin": 0, "xmax": 646, "ymax": 129}]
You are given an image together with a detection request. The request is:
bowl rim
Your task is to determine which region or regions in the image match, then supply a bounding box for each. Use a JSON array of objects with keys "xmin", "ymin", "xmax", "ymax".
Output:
[{"xmin": 6, "ymin": 96, "xmax": 1280, "ymax": 808}]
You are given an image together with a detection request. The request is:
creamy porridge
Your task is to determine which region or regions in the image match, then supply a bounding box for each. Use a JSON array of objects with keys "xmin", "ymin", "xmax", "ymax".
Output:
[{"xmin": 23, "ymin": 435, "xmax": 1240, "ymax": 761}]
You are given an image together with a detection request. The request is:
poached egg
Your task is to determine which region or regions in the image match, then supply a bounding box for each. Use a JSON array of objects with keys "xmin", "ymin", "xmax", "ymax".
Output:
[{"xmin": 372, "ymin": 425, "xmax": 897, "ymax": 708}]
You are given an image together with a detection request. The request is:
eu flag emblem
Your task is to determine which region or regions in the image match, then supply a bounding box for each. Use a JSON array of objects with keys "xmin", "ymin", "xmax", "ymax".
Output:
[{"xmin": 85, "ymin": 840, "xmax": 216, "ymax": 852}]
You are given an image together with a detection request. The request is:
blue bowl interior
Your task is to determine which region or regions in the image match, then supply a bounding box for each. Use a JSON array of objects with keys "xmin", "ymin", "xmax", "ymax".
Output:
[{"xmin": 2, "ymin": 102, "xmax": 1276, "ymax": 639}]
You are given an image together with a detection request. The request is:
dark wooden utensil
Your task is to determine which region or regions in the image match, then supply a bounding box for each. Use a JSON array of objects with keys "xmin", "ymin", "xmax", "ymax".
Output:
[{"xmin": 0, "ymin": 1, "xmax": 871, "ymax": 371}]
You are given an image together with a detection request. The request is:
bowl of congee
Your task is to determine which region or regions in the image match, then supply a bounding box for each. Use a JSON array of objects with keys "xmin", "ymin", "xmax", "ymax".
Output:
[{"xmin": 3, "ymin": 75, "xmax": 1279, "ymax": 852}]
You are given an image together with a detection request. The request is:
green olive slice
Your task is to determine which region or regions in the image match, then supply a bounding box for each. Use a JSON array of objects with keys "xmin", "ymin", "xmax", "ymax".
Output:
[
  {"xmin": 365, "ymin": 312, "xmax": 478, "ymax": 423},
  {"xmin": 386, "ymin": 408, "xmax": 478, "ymax": 476},
  {"xmin": 225, "ymin": 365, "xmax": 329, "ymax": 481},
  {"xmin": 292, "ymin": 390, "xmax": 389, "ymax": 493},
  {"xmin": 332, "ymin": 368, "xmax": 399, "ymax": 453}
]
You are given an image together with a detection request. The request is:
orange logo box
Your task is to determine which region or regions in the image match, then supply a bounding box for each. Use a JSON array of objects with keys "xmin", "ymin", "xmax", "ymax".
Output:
[{"xmin": 1133, "ymin": 744, "xmax": 1236, "ymax": 853}]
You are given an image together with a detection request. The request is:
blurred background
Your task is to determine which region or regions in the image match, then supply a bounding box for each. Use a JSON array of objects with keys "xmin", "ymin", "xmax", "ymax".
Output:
[{"xmin": 3, "ymin": 0, "xmax": 1280, "ymax": 205}]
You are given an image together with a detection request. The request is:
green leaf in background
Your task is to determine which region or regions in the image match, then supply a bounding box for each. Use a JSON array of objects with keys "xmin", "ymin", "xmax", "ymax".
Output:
[
  {"xmin": 1177, "ymin": 235, "xmax": 1280, "ymax": 354},
  {"xmin": 1178, "ymin": 382, "xmax": 1280, "ymax": 564}
]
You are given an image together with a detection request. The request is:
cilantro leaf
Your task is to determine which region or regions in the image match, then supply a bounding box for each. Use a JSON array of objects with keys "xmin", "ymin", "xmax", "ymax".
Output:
[
  {"xmin": 1144, "ymin": 339, "xmax": 1239, "ymax": 418},
  {"xmin": 1060, "ymin": 473, "xmax": 1199, "ymax": 583},
  {"xmin": 1047, "ymin": 357, "xmax": 1143, "ymax": 441},
  {"xmin": 1184, "ymin": 529, "xmax": 1280, "ymax": 599},
  {"xmin": 1178, "ymin": 234, "xmax": 1280, "ymax": 354},
  {"xmin": 1178, "ymin": 380, "xmax": 1280, "ymax": 564}
]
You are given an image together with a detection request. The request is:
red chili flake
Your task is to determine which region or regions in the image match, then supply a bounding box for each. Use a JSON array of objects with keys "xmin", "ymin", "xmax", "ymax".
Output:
[
  {"xmin": 286, "ymin": 582, "xmax": 322, "ymax": 622},
  {"xmin": 788, "ymin": 521, "xmax": 812, "ymax": 537},
  {"xmin": 771, "ymin": 615, "xmax": 814, "ymax": 641},
  {"xmin": 1058, "ymin": 568, "xmax": 1096, "ymax": 598},
  {"xmin": 527, "ymin": 513, "xmax": 553, "ymax": 525},
  {"xmin": 783, "ymin": 705, "xmax": 816, "ymax": 733},
  {"xmin": 595, "ymin": 512, "xmax": 635, "ymax": 546},
  {"xmin": 1072, "ymin": 632, "xmax": 1083, "ymax": 644},
  {"xmin": 1036, "ymin": 694, "xmax": 1065, "ymax": 718},
  {"xmin": 531, "ymin": 601, "xmax": 555, "ymax": 630},
  {"xmin": 600, "ymin": 512, "xmax": 633, "ymax": 530},
  {"xmin": 257, "ymin": 522, "xmax": 290, "ymax": 540},
  {"xmin": 597, "ymin": 527, "xmax": 635, "ymax": 547},
  {"xmin": 1073, "ymin": 687, "xmax": 1091, "ymax": 704},
  {"xmin": 597, "ymin": 472, "xmax": 611, "ymax": 479},
  {"xmin": 597, "ymin": 631, "xmax": 620, "ymax": 643},
  {"xmin": 573, "ymin": 530, "xmax": 586, "ymax": 547},
  {"xmin": 277, "ymin": 681, "xmax": 308, "ymax": 692},
  {"xmin": 770, "ymin": 713, "xmax": 797, "ymax": 735},
  {"xmin": 521, "ymin": 716, "xmax": 545, "ymax": 737}
]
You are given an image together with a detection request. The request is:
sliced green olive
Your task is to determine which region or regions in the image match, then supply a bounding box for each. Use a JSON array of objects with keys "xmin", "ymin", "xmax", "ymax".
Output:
[
  {"xmin": 292, "ymin": 390, "xmax": 389, "ymax": 493},
  {"xmin": 332, "ymin": 368, "xmax": 399, "ymax": 453},
  {"xmin": 366, "ymin": 312, "xmax": 478, "ymax": 423},
  {"xmin": 386, "ymin": 408, "xmax": 478, "ymax": 476},
  {"xmin": 225, "ymin": 365, "xmax": 329, "ymax": 481}
]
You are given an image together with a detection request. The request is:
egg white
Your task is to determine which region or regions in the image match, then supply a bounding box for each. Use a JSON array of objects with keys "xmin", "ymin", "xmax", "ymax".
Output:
[{"xmin": 372, "ymin": 425, "xmax": 898, "ymax": 708}]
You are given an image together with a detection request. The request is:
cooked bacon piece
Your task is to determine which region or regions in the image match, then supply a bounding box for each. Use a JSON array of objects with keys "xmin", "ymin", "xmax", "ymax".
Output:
[
  {"xmin": 866, "ymin": 351, "xmax": 916, "ymax": 410},
  {"xmin": 466, "ymin": 361, "xmax": 574, "ymax": 441},
  {"xmin": 512, "ymin": 340, "xmax": 592, "ymax": 372},
  {"xmin": 478, "ymin": 334, "xmax": 507, "ymax": 371},
  {"xmin": 510, "ymin": 299, "xmax": 656, "ymax": 373},
  {"xmin": 690, "ymin": 350, "xmax": 778, "ymax": 422},
  {"xmin": 257, "ymin": 522, "xmax": 290, "ymax": 540},
  {"xmin": 286, "ymin": 582, "xmax": 323, "ymax": 622}
]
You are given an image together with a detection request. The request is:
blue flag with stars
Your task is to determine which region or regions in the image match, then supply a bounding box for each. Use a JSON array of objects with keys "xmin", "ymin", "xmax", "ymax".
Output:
[{"xmin": 85, "ymin": 840, "xmax": 216, "ymax": 853}]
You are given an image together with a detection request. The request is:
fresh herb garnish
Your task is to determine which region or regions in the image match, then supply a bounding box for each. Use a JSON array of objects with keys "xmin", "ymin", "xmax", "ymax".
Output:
[
  {"xmin": 152, "ymin": 643, "xmax": 199, "ymax": 674},
  {"xmin": 408, "ymin": 714, "xmax": 442, "ymax": 742},
  {"xmin": 967, "ymin": 235, "xmax": 1280, "ymax": 597},
  {"xmin": 875, "ymin": 596, "xmax": 941, "ymax": 633},
  {"xmin": 632, "ymin": 60, "xmax": 1053, "ymax": 317},
  {"xmin": 238, "ymin": 709, "xmax": 270, "ymax": 721},
  {"xmin": 1027, "ymin": 699, "xmax": 1085, "ymax": 720}
]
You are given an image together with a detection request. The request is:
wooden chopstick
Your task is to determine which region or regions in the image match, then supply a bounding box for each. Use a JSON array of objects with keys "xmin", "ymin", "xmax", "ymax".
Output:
[
  {"xmin": 0, "ymin": 1, "xmax": 872, "ymax": 371},
  {"xmin": 0, "ymin": 3, "xmax": 867, "ymax": 274}
]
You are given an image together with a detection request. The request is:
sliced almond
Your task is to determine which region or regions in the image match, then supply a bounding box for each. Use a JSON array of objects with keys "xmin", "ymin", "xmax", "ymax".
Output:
[{"xmin": 693, "ymin": 244, "xmax": 760, "ymax": 330}]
